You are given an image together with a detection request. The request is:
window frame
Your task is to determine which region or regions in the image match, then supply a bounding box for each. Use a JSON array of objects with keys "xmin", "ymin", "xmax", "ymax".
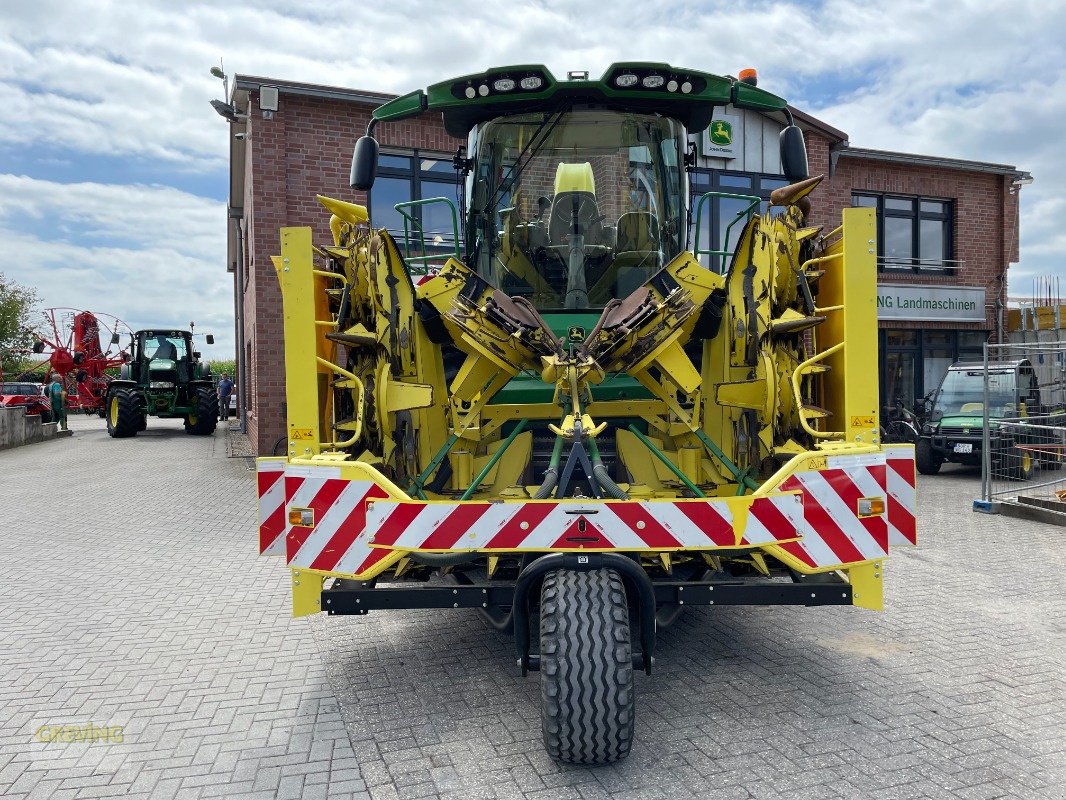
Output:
[
  {"xmin": 689, "ymin": 169, "xmax": 789, "ymax": 272},
  {"xmin": 371, "ymin": 149, "xmax": 463, "ymax": 253},
  {"xmin": 852, "ymin": 192, "xmax": 955, "ymax": 274}
]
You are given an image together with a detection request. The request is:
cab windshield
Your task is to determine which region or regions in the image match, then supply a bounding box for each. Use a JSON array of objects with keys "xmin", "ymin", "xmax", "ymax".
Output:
[
  {"xmin": 467, "ymin": 110, "xmax": 686, "ymax": 310},
  {"xmin": 140, "ymin": 333, "xmax": 188, "ymax": 362},
  {"xmin": 932, "ymin": 369, "xmax": 1018, "ymax": 420}
]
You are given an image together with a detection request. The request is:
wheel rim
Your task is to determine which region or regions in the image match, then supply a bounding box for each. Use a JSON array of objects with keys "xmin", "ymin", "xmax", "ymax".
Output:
[
  {"xmin": 1023, "ymin": 452, "xmax": 1032, "ymax": 473},
  {"xmin": 189, "ymin": 413, "xmax": 198, "ymax": 425},
  {"xmin": 109, "ymin": 396, "xmax": 119, "ymax": 426}
]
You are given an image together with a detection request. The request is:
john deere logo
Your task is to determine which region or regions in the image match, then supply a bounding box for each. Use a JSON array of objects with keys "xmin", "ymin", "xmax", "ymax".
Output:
[{"xmin": 710, "ymin": 120, "xmax": 733, "ymax": 146}]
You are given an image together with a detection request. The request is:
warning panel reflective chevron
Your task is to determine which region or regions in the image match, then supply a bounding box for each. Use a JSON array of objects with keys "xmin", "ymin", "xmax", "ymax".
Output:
[
  {"xmin": 774, "ymin": 449, "xmax": 917, "ymax": 570},
  {"xmin": 255, "ymin": 446, "xmax": 917, "ymax": 578}
]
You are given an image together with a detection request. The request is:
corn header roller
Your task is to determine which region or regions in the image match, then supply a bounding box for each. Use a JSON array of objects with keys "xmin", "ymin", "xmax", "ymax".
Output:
[{"xmin": 257, "ymin": 63, "xmax": 917, "ymax": 764}]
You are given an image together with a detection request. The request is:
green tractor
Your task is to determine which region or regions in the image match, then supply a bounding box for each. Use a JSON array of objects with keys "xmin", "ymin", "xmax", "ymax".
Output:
[{"xmin": 105, "ymin": 329, "xmax": 218, "ymax": 438}]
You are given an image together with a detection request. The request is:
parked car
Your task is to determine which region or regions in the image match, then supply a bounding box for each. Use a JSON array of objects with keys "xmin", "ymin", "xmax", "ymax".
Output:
[
  {"xmin": 917, "ymin": 359, "xmax": 1064, "ymax": 479},
  {"xmin": 0, "ymin": 382, "xmax": 52, "ymax": 422}
]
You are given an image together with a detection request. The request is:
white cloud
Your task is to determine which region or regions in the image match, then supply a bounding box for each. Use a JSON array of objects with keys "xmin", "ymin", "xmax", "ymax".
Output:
[{"xmin": 0, "ymin": 175, "xmax": 232, "ymax": 354}]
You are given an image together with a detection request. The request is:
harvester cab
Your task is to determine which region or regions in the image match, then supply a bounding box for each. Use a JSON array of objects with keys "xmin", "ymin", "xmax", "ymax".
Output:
[
  {"xmin": 105, "ymin": 329, "xmax": 217, "ymax": 438},
  {"xmin": 258, "ymin": 63, "xmax": 917, "ymax": 765}
]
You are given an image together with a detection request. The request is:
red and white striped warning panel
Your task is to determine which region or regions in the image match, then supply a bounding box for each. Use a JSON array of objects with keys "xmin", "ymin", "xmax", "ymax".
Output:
[
  {"xmin": 256, "ymin": 446, "xmax": 916, "ymax": 577},
  {"xmin": 774, "ymin": 450, "xmax": 916, "ymax": 570},
  {"xmin": 884, "ymin": 445, "xmax": 917, "ymax": 546},
  {"xmin": 257, "ymin": 458, "xmax": 287, "ymax": 555},
  {"xmin": 359, "ymin": 493, "xmax": 803, "ymax": 557}
]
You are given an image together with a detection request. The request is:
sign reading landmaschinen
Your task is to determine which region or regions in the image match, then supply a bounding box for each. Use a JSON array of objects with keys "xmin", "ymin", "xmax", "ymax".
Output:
[{"xmin": 876, "ymin": 284, "xmax": 986, "ymax": 322}]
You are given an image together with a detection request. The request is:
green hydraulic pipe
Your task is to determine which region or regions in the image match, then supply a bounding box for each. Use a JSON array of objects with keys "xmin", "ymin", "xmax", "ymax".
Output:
[
  {"xmin": 409, "ymin": 432, "xmax": 459, "ymax": 500},
  {"xmin": 693, "ymin": 429, "xmax": 760, "ymax": 492},
  {"xmin": 460, "ymin": 419, "xmax": 529, "ymax": 500},
  {"xmin": 626, "ymin": 425, "xmax": 706, "ymax": 498}
]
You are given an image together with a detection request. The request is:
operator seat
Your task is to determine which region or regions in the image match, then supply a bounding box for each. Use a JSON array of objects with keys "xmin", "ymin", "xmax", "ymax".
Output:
[
  {"xmin": 587, "ymin": 211, "xmax": 661, "ymax": 304},
  {"xmin": 547, "ymin": 163, "xmax": 604, "ymax": 247}
]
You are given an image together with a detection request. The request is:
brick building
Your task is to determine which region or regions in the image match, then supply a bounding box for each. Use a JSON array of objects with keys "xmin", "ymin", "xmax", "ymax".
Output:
[{"xmin": 224, "ymin": 74, "xmax": 1031, "ymax": 454}]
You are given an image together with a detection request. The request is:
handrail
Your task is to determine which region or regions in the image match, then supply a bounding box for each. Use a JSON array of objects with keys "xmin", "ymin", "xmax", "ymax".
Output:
[
  {"xmin": 691, "ymin": 191, "xmax": 761, "ymax": 271},
  {"xmin": 792, "ymin": 342, "xmax": 845, "ymax": 439},
  {"xmin": 394, "ymin": 197, "xmax": 461, "ymax": 271},
  {"xmin": 315, "ymin": 356, "xmax": 364, "ymax": 448}
]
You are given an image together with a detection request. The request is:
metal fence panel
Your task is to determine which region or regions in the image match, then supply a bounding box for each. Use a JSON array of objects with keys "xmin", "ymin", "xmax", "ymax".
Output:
[{"xmin": 978, "ymin": 341, "xmax": 1066, "ymax": 512}]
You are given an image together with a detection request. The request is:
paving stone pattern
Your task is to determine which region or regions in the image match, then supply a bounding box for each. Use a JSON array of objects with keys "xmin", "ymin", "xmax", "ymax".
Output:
[
  {"xmin": 1, "ymin": 416, "xmax": 1063, "ymax": 799},
  {"xmin": 311, "ymin": 467, "xmax": 1066, "ymax": 800},
  {"xmin": 0, "ymin": 417, "xmax": 367, "ymax": 799}
]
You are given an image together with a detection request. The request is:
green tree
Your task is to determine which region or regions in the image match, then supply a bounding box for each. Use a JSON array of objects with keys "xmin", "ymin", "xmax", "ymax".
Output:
[
  {"xmin": 0, "ymin": 273, "xmax": 39, "ymax": 378},
  {"xmin": 209, "ymin": 359, "xmax": 236, "ymax": 379}
]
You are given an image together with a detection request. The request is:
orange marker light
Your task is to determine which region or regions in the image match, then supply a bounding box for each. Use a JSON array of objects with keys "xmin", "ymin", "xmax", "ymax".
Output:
[
  {"xmin": 289, "ymin": 508, "xmax": 314, "ymax": 527},
  {"xmin": 857, "ymin": 497, "xmax": 886, "ymax": 518},
  {"xmin": 738, "ymin": 68, "xmax": 758, "ymax": 86}
]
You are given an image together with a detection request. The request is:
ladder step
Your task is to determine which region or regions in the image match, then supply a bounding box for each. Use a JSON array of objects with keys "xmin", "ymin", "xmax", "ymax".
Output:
[{"xmin": 801, "ymin": 404, "xmax": 832, "ymax": 420}]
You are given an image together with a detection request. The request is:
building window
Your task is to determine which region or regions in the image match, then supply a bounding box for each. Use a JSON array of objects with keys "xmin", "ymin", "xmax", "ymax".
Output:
[
  {"xmin": 853, "ymin": 193, "xmax": 955, "ymax": 274},
  {"xmin": 879, "ymin": 328, "xmax": 989, "ymax": 411},
  {"xmin": 690, "ymin": 171, "xmax": 789, "ymax": 272},
  {"xmin": 370, "ymin": 151, "xmax": 461, "ymax": 265}
]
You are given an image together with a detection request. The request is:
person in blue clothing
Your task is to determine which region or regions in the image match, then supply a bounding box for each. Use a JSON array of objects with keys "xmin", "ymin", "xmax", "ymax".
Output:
[
  {"xmin": 48, "ymin": 377, "xmax": 67, "ymax": 431},
  {"xmin": 217, "ymin": 374, "xmax": 234, "ymax": 421}
]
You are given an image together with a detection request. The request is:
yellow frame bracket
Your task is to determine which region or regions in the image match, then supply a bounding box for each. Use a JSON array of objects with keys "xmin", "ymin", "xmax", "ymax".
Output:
[
  {"xmin": 291, "ymin": 568, "xmax": 324, "ymax": 618},
  {"xmin": 847, "ymin": 559, "xmax": 884, "ymax": 611}
]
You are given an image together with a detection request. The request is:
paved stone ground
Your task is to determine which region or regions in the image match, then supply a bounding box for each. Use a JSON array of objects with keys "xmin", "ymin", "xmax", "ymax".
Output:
[
  {"xmin": 1, "ymin": 418, "xmax": 1063, "ymax": 799},
  {"xmin": 0, "ymin": 416, "xmax": 368, "ymax": 799},
  {"xmin": 310, "ymin": 463, "xmax": 1066, "ymax": 800}
]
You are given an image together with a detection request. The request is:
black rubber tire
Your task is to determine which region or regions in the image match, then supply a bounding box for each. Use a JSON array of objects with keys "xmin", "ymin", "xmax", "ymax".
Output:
[
  {"xmin": 915, "ymin": 439, "xmax": 942, "ymax": 475},
  {"xmin": 185, "ymin": 386, "xmax": 218, "ymax": 435},
  {"xmin": 106, "ymin": 389, "xmax": 141, "ymax": 438},
  {"xmin": 539, "ymin": 568, "xmax": 635, "ymax": 765},
  {"xmin": 39, "ymin": 409, "xmax": 52, "ymax": 424}
]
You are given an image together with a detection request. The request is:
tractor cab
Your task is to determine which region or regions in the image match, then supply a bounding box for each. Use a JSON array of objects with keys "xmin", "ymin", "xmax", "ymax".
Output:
[
  {"xmin": 351, "ymin": 63, "xmax": 808, "ymax": 299},
  {"xmin": 465, "ymin": 109, "xmax": 687, "ymax": 310}
]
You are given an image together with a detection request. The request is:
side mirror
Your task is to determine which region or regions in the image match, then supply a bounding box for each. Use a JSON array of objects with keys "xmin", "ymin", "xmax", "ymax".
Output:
[
  {"xmin": 111, "ymin": 333, "xmax": 120, "ymax": 345},
  {"xmin": 779, "ymin": 125, "xmax": 809, "ymax": 182},
  {"xmin": 205, "ymin": 334, "xmax": 215, "ymax": 345},
  {"xmin": 350, "ymin": 136, "xmax": 379, "ymax": 191}
]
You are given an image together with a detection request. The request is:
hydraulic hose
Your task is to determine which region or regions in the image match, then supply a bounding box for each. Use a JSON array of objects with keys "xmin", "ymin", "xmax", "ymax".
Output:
[
  {"xmin": 587, "ymin": 435, "xmax": 629, "ymax": 499},
  {"xmin": 533, "ymin": 428, "xmax": 566, "ymax": 499}
]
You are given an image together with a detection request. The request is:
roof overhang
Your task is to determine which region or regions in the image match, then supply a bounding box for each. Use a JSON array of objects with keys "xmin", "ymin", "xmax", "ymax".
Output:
[{"xmin": 839, "ymin": 146, "xmax": 1032, "ymax": 182}]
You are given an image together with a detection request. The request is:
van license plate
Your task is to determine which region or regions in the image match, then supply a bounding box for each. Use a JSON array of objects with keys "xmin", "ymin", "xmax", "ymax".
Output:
[{"xmin": 954, "ymin": 443, "xmax": 973, "ymax": 454}]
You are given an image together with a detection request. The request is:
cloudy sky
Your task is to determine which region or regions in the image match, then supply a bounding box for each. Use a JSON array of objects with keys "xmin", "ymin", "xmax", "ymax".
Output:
[{"xmin": 1, "ymin": 0, "xmax": 1063, "ymax": 356}]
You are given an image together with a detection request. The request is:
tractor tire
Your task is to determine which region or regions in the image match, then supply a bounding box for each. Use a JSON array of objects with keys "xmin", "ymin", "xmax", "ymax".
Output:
[
  {"xmin": 539, "ymin": 568, "xmax": 635, "ymax": 765},
  {"xmin": 1008, "ymin": 447, "xmax": 1035, "ymax": 481},
  {"xmin": 915, "ymin": 439, "xmax": 941, "ymax": 475},
  {"xmin": 184, "ymin": 386, "xmax": 218, "ymax": 436},
  {"xmin": 106, "ymin": 389, "xmax": 141, "ymax": 438}
]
